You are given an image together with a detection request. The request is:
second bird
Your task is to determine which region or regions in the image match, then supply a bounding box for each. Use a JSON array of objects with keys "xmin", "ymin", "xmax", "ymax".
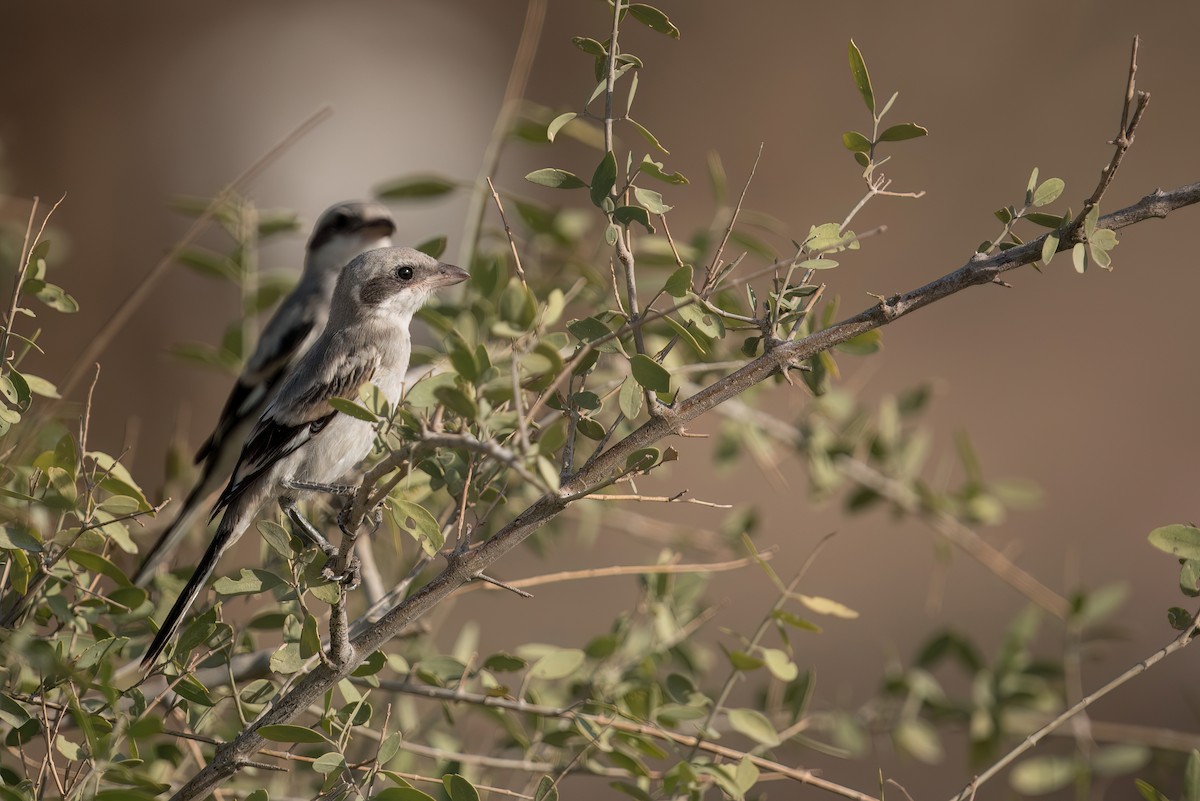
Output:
[
  {"xmin": 142, "ymin": 247, "xmax": 469, "ymax": 667},
  {"xmin": 133, "ymin": 202, "xmax": 396, "ymax": 586}
]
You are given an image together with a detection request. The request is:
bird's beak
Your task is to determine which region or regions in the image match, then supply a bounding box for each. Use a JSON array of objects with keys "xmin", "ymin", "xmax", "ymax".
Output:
[{"xmin": 432, "ymin": 263, "xmax": 470, "ymax": 287}]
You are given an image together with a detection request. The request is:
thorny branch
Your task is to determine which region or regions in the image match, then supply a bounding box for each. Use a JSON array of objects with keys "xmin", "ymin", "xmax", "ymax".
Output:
[
  {"xmin": 170, "ymin": 174, "xmax": 1200, "ymax": 800},
  {"xmin": 166, "ymin": 36, "xmax": 1200, "ymax": 801}
]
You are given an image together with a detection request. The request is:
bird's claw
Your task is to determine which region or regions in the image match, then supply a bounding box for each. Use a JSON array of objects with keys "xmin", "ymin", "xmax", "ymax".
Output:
[{"xmin": 321, "ymin": 553, "xmax": 362, "ymax": 590}]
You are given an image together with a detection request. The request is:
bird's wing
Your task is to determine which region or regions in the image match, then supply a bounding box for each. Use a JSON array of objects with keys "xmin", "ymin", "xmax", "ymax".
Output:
[
  {"xmin": 194, "ymin": 295, "xmax": 318, "ymax": 465},
  {"xmin": 211, "ymin": 341, "xmax": 378, "ymax": 516}
]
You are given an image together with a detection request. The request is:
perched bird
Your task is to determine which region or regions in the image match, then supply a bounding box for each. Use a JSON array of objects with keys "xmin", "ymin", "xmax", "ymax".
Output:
[
  {"xmin": 141, "ymin": 247, "xmax": 468, "ymax": 667},
  {"xmin": 134, "ymin": 202, "xmax": 396, "ymax": 587}
]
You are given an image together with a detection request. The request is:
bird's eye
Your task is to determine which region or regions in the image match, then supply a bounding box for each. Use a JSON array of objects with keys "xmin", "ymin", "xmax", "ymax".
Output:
[
  {"xmin": 332, "ymin": 213, "xmax": 351, "ymax": 229},
  {"xmin": 397, "ymin": 265, "xmax": 414, "ymax": 281}
]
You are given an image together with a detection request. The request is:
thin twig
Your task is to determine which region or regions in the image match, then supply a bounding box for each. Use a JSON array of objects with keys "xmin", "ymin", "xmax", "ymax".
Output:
[
  {"xmin": 365, "ymin": 679, "xmax": 880, "ymax": 801},
  {"xmin": 486, "ymin": 176, "xmax": 527, "ymax": 284},
  {"xmin": 458, "ymin": 0, "xmax": 547, "ymax": 265},
  {"xmin": 950, "ymin": 607, "xmax": 1200, "ymax": 801},
  {"xmin": 835, "ymin": 456, "xmax": 1070, "ymax": 618},
  {"xmin": 703, "ymin": 144, "xmax": 763, "ymax": 295},
  {"xmin": 580, "ymin": 490, "xmax": 731, "ymax": 508},
  {"xmin": 462, "ymin": 548, "xmax": 776, "ymax": 594}
]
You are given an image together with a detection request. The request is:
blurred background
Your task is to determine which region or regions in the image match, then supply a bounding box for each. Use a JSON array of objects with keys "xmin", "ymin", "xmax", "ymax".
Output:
[{"xmin": 3, "ymin": 1, "xmax": 1200, "ymax": 798}]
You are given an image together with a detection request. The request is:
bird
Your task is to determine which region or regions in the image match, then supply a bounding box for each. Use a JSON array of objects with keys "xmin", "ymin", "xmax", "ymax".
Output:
[
  {"xmin": 141, "ymin": 247, "xmax": 468, "ymax": 668},
  {"xmin": 133, "ymin": 201, "xmax": 396, "ymax": 587}
]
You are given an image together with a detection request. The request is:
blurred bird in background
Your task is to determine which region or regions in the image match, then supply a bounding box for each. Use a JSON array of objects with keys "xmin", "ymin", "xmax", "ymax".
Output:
[
  {"xmin": 133, "ymin": 201, "xmax": 396, "ymax": 586},
  {"xmin": 141, "ymin": 247, "xmax": 469, "ymax": 667}
]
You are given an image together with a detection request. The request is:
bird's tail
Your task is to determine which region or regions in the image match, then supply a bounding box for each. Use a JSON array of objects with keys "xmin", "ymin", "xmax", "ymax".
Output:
[
  {"xmin": 132, "ymin": 479, "xmax": 215, "ymax": 587},
  {"xmin": 133, "ymin": 431, "xmax": 246, "ymax": 587},
  {"xmin": 140, "ymin": 488, "xmax": 260, "ymax": 669}
]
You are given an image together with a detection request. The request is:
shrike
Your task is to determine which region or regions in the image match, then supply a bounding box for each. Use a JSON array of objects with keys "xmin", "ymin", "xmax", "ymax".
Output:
[
  {"xmin": 133, "ymin": 202, "xmax": 396, "ymax": 587},
  {"xmin": 142, "ymin": 247, "xmax": 468, "ymax": 667}
]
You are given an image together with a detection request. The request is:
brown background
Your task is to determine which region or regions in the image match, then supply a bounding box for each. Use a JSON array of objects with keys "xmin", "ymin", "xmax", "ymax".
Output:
[{"xmin": 2, "ymin": 2, "xmax": 1199, "ymax": 798}]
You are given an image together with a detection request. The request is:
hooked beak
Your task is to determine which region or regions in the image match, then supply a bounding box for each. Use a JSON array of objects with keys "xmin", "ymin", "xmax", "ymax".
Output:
[{"xmin": 432, "ymin": 262, "xmax": 470, "ymax": 288}]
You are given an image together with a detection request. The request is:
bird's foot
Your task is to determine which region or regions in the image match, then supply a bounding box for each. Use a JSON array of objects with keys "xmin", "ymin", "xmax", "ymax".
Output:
[{"xmin": 321, "ymin": 553, "xmax": 362, "ymax": 590}]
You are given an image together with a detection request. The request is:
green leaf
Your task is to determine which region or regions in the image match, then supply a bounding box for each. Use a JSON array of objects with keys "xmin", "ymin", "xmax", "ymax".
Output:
[
  {"xmin": 546, "ymin": 112, "xmax": 577, "ymax": 142},
  {"xmin": 525, "ymin": 169, "xmax": 587, "ymax": 189},
  {"xmin": 1090, "ymin": 227, "xmax": 1118, "ymax": 251},
  {"xmin": 1137, "ymin": 779, "xmax": 1172, "ymax": 801},
  {"xmin": 66, "ymin": 549, "xmax": 126, "ymax": 583},
  {"xmin": 534, "ymin": 776, "xmax": 559, "ymax": 801},
  {"xmin": 1148, "ymin": 525, "xmax": 1200, "ymax": 560},
  {"xmin": 1032, "ymin": 178, "xmax": 1065, "ymax": 207},
  {"xmin": 174, "ymin": 248, "xmax": 238, "ymax": 282},
  {"xmin": 570, "ymin": 37, "xmax": 607, "ymax": 57},
  {"xmin": 837, "ymin": 329, "xmax": 881, "ymax": 356},
  {"xmin": 629, "ymin": 354, "xmax": 670, "ymax": 393},
  {"xmin": 30, "ymin": 282, "xmax": 79, "ymax": 313},
  {"xmin": 878, "ymin": 123, "xmax": 928, "ymax": 141},
  {"xmin": 567, "ymin": 316, "xmax": 613, "ymax": 345},
  {"xmin": 772, "ymin": 609, "xmax": 822, "ymax": 633},
  {"xmin": 761, "ymin": 648, "xmax": 799, "ymax": 681},
  {"xmin": 633, "ymin": 186, "xmax": 671, "ymax": 214},
  {"xmin": 618, "ymin": 377, "xmax": 642, "ymax": 420},
  {"xmin": 847, "ymin": 40, "xmax": 875, "ymax": 114},
  {"xmin": 1025, "ymin": 212, "xmax": 1068, "ymax": 228},
  {"xmin": 625, "ymin": 448, "xmax": 660, "ymax": 471},
  {"xmin": 1168, "ymin": 607, "xmax": 1195, "ymax": 631},
  {"xmin": 434, "ymin": 386, "xmax": 477, "ymax": 420},
  {"xmin": 376, "ymin": 731, "xmax": 402, "ymax": 765},
  {"xmin": 390, "ymin": 499, "xmax": 444, "ymax": 557},
  {"xmin": 375, "ymin": 174, "xmax": 457, "ymax": 200},
  {"xmin": 1184, "ymin": 749, "xmax": 1200, "ymax": 801},
  {"xmin": 728, "ymin": 708, "xmax": 781, "ymax": 747},
  {"xmin": 1009, "ymin": 755, "xmax": 1075, "ymax": 795},
  {"xmin": 590, "ymin": 151, "xmax": 618, "ymax": 207},
  {"xmin": 613, "ymin": 205, "xmax": 653, "ymax": 232},
  {"xmin": 374, "ymin": 788, "xmax": 438, "ymax": 801},
  {"xmin": 528, "ymin": 648, "xmax": 586, "ymax": 680},
  {"xmin": 1180, "ymin": 560, "xmax": 1200, "ymax": 598},
  {"xmin": 894, "ymin": 718, "xmax": 943, "ymax": 764},
  {"xmin": 663, "ymin": 264, "xmax": 692, "ymax": 297},
  {"xmin": 628, "ymin": 118, "xmax": 669, "ymax": 155},
  {"xmin": 258, "ymin": 724, "xmax": 330, "ymax": 744},
  {"xmin": 415, "ymin": 236, "xmax": 447, "ymax": 259},
  {"xmin": 841, "ymin": 131, "xmax": 871, "ymax": 153},
  {"xmin": 0, "ymin": 376, "xmax": 18, "ymax": 405},
  {"xmin": 628, "ymin": 4, "xmax": 679, "ymax": 38},
  {"xmin": 483, "ymin": 652, "xmax": 527, "ymax": 672},
  {"xmin": 328, "ymin": 397, "xmax": 378, "ymax": 422},
  {"xmin": 444, "ymin": 774, "xmax": 480, "ymax": 801},
  {"xmin": 728, "ymin": 651, "xmax": 763, "ymax": 671},
  {"xmin": 312, "ymin": 751, "xmax": 346, "ymax": 775},
  {"xmin": 1072, "ymin": 242, "xmax": 1087, "ymax": 273},
  {"xmin": 212, "ymin": 568, "xmax": 283, "ymax": 596},
  {"xmin": 799, "ymin": 594, "xmax": 859, "ymax": 618},
  {"xmin": 639, "ymin": 156, "xmax": 688, "ymax": 185},
  {"xmin": 1041, "ymin": 232, "xmax": 1059, "ymax": 265},
  {"xmin": 1090, "ymin": 744, "xmax": 1150, "ymax": 778}
]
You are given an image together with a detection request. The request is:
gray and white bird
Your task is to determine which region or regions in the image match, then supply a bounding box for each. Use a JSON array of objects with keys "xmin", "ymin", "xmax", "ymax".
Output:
[
  {"xmin": 134, "ymin": 202, "xmax": 396, "ymax": 587},
  {"xmin": 141, "ymin": 247, "xmax": 468, "ymax": 667}
]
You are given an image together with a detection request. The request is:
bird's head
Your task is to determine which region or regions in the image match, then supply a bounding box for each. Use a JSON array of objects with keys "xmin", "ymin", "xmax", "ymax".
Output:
[
  {"xmin": 332, "ymin": 246, "xmax": 469, "ymax": 326},
  {"xmin": 306, "ymin": 201, "xmax": 397, "ymax": 276}
]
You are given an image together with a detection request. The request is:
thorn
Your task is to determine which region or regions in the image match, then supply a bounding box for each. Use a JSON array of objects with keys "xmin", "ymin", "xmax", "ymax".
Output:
[
  {"xmin": 991, "ymin": 278, "xmax": 1013, "ymax": 288},
  {"xmin": 474, "ymin": 573, "xmax": 533, "ymax": 598}
]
